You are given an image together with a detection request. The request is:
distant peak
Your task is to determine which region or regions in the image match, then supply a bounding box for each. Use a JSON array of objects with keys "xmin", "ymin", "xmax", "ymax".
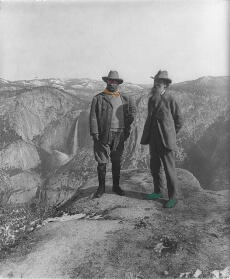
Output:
[{"xmin": 197, "ymin": 76, "xmax": 212, "ymax": 83}]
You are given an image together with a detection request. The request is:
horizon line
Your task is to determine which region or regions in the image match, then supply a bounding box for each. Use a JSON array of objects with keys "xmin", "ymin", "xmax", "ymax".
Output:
[{"xmin": 0, "ymin": 75, "xmax": 229, "ymax": 86}]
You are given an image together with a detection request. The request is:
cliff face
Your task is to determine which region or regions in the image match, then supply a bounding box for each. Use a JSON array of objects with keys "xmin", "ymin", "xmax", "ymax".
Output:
[
  {"xmin": 182, "ymin": 110, "xmax": 230, "ymax": 190},
  {"xmin": 0, "ymin": 141, "xmax": 40, "ymax": 170},
  {"xmin": 0, "ymin": 85, "xmax": 89, "ymax": 204},
  {"xmin": 0, "ymin": 77, "xmax": 229, "ymax": 205},
  {"xmin": 173, "ymin": 77, "xmax": 230, "ymax": 190}
]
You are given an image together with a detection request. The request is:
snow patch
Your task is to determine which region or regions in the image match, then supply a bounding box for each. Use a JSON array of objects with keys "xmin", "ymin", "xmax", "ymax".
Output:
[
  {"xmin": 50, "ymin": 79, "xmax": 66, "ymax": 85},
  {"xmin": 71, "ymin": 85, "xmax": 84, "ymax": 88},
  {"xmin": 0, "ymin": 78, "xmax": 9, "ymax": 84}
]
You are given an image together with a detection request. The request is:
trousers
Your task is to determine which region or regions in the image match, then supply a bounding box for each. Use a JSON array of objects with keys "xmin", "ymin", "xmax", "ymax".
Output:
[
  {"xmin": 149, "ymin": 121, "xmax": 179, "ymax": 199},
  {"xmin": 93, "ymin": 130, "xmax": 125, "ymax": 164}
]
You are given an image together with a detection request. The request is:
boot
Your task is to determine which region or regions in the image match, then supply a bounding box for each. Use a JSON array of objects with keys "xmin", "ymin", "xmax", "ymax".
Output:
[
  {"xmin": 112, "ymin": 161, "xmax": 125, "ymax": 196},
  {"xmin": 163, "ymin": 199, "xmax": 178, "ymax": 208},
  {"xmin": 93, "ymin": 163, "xmax": 106, "ymax": 198}
]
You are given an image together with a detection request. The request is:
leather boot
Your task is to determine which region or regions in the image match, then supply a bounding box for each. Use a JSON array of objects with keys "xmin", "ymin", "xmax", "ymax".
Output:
[
  {"xmin": 112, "ymin": 161, "xmax": 125, "ymax": 196},
  {"xmin": 93, "ymin": 163, "xmax": 106, "ymax": 198}
]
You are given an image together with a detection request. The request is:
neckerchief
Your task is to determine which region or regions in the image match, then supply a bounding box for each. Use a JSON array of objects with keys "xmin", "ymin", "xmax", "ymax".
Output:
[{"xmin": 104, "ymin": 88, "xmax": 120, "ymax": 99}]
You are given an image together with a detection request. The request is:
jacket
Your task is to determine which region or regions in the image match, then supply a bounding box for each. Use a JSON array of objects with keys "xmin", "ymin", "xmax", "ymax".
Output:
[
  {"xmin": 140, "ymin": 91, "xmax": 183, "ymax": 150},
  {"xmin": 90, "ymin": 92, "xmax": 136, "ymax": 145}
]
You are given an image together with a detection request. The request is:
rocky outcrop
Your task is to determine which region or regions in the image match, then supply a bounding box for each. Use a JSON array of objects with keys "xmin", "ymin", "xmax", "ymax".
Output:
[
  {"xmin": 0, "ymin": 140, "xmax": 40, "ymax": 171},
  {"xmin": 0, "ymin": 169, "xmax": 42, "ymax": 204},
  {"xmin": 45, "ymin": 148, "xmax": 96, "ymax": 206},
  {"xmin": 9, "ymin": 171, "xmax": 42, "ymax": 204},
  {"xmin": 77, "ymin": 168, "xmax": 203, "ymax": 201},
  {"xmin": 0, "ymin": 167, "xmax": 229, "ymax": 279}
]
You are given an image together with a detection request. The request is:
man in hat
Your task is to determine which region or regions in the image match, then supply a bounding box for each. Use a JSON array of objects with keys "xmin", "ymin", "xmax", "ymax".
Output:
[
  {"xmin": 90, "ymin": 70, "xmax": 136, "ymax": 198},
  {"xmin": 140, "ymin": 70, "xmax": 183, "ymax": 208}
]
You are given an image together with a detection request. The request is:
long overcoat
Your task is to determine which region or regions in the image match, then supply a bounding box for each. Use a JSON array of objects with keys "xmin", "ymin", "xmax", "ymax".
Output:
[
  {"xmin": 90, "ymin": 92, "xmax": 136, "ymax": 145},
  {"xmin": 140, "ymin": 92, "xmax": 183, "ymax": 150}
]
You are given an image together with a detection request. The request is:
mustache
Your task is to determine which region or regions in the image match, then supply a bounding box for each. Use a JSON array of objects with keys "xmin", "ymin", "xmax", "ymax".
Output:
[{"xmin": 107, "ymin": 86, "xmax": 118, "ymax": 92}]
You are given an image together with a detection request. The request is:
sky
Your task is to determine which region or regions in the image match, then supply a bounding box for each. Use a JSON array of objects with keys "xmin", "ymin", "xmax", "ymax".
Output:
[{"xmin": 0, "ymin": 0, "xmax": 229, "ymax": 84}]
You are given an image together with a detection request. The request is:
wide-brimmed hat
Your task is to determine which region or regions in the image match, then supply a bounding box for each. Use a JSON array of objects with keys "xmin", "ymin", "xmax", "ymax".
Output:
[
  {"xmin": 151, "ymin": 70, "xmax": 172, "ymax": 84},
  {"xmin": 102, "ymin": 70, "xmax": 123, "ymax": 84}
]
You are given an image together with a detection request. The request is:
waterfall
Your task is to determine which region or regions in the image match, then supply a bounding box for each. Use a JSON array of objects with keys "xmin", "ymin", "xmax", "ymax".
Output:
[
  {"xmin": 52, "ymin": 118, "xmax": 79, "ymax": 166},
  {"xmin": 72, "ymin": 118, "xmax": 79, "ymax": 156}
]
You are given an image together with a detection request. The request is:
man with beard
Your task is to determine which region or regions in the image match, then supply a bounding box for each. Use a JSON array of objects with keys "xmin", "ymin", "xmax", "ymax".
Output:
[
  {"xmin": 140, "ymin": 70, "xmax": 183, "ymax": 208},
  {"xmin": 90, "ymin": 70, "xmax": 136, "ymax": 198}
]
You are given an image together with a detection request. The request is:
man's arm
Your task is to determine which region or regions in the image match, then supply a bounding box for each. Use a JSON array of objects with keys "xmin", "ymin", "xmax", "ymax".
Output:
[
  {"xmin": 89, "ymin": 96, "xmax": 99, "ymax": 138},
  {"xmin": 170, "ymin": 98, "xmax": 183, "ymax": 134},
  {"xmin": 124, "ymin": 96, "xmax": 136, "ymax": 140},
  {"xmin": 126, "ymin": 96, "xmax": 136, "ymax": 126}
]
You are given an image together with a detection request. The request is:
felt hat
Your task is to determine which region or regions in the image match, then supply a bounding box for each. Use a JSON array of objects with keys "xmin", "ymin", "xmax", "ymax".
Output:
[
  {"xmin": 102, "ymin": 70, "xmax": 123, "ymax": 84},
  {"xmin": 151, "ymin": 70, "xmax": 172, "ymax": 84}
]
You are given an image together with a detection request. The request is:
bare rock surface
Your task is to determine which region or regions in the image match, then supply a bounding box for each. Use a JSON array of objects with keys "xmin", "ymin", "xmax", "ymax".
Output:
[
  {"xmin": 0, "ymin": 140, "xmax": 40, "ymax": 171},
  {"xmin": 9, "ymin": 171, "xmax": 42, "ymax": 204},
  {"xmin": 0, "ymin": 169, "xmax": 229, "ymax": 279}
]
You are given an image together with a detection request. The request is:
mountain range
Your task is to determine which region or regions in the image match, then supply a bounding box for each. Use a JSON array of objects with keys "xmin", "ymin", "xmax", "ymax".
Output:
[{"xmin": 0, "ymin": 76, "xmax": 229, "ymax": 206}]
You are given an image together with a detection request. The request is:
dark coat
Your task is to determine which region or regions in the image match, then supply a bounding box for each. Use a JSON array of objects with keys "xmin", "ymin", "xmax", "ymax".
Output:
[
  {"xmin": 90, "ymin": 92, "xmax": 136, "ymax": 145},
  {"xmin": 140, "ymin": 91, "xmax": 183, "ymax": 150}
]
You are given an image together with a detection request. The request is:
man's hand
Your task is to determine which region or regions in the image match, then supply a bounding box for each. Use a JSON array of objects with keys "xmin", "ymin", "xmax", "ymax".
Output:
[{"xmin": 92, "ymin": 134, "xmax": 99, "ymax": 141}]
